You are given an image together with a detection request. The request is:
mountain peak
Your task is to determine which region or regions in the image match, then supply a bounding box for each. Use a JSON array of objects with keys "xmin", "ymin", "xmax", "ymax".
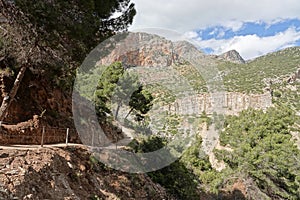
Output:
[{"xmin": 219, "ymin": 50, "xmax": 245, "ymax": 64}]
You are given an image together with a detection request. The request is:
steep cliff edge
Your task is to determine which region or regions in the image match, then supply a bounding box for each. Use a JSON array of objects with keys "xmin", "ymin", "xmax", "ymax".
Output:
[{"xmin": 167, "ymin": 92, "xmax": 272, "ymax": 115}]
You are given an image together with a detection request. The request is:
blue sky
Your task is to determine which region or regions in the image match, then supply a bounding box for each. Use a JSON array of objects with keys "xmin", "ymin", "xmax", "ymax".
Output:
[
  {"xmin": 197, "ymin": 19, "xmax": 300, "ymax": 40},
  {"xmin": 190, "ymin": 19, "xmax": 300, "ymax": 59},
  {"xmin": 130, "ymin": 0, "xmax": 300, "ymax": 60}
]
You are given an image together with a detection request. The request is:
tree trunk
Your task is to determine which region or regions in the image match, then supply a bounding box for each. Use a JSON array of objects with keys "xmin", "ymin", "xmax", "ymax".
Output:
[
  {"xmin": 114, "ymin": 102, "xmax": 122, "ymax": 120},
  {"xmin": 125, "ymin": 108, "xmax": 134, "ymax": 120},
  {"xmin": 0, "ymin": 66, "xmax": 27, "ymax": 121}
]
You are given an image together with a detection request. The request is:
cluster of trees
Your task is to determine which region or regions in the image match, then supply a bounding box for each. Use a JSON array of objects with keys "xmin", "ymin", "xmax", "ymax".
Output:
[
  {"xmin": 216, "ymin": 106, "xmax": 300, "ymax": 199},
  {"xmin": 77, "ymin": 62, "xmax": 153, "ymax": 123},
  {"xmin": 0, "ymin": 0, "xmax": 136, "ymax": 121},
  {"xmin": 95, "ymin": 62, "xmax": 153, "ymax": 122}
]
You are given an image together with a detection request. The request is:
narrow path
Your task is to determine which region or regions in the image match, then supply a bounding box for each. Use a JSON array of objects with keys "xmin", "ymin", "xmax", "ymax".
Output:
[
  {"xmin": 0, "ymin": 143, "xmax": 83, "ymax": 150},
  {"xmin": 0, "ymin": 125, "xmax": 136, "ymax": 151},
  {"xmin": 91, "ymin": 125, "xmax": 135, "ymax": 150}
]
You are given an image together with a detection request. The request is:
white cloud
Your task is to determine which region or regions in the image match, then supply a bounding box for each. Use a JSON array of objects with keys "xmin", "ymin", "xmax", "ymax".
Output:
[
  {"xmin": 184, "ymin": 31, "xmax": 199, "ymax": 39},
  {"xmin": 130, "ymin": 0, "xmax": 300, "ymax": 33},
  {"xmin": 194, "ymin": 27, "xmax": 300, "ymax": 60},
  {"xmin": 221, "ymin": 21, "xmax": 244, "ymax": 32}
]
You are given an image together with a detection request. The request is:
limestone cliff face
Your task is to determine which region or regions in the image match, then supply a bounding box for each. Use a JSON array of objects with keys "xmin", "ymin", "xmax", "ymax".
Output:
[
  {"xmin": 98, "ymin": 32, "xmax": 177, "ymax": 67},
  {"xmin": 166, "ymin": 92, "xmax": 272, "ymax": 115}
]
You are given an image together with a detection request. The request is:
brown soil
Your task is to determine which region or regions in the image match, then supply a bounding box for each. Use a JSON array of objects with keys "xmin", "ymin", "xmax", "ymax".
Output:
[{"xmin": 0, "ymin": 146, "xmax": 173, "ymax": 200}]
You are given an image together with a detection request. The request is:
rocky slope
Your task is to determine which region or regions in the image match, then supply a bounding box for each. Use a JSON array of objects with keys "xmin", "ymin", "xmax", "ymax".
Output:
[
  {"xmin": 98, "ymin": 32, "xmax": 207, "ymax": 68},
  {"xmin": 0, "ymin": 69, "xmax": 83, "ymax": 146},
  {"xmin": 0, "ymin": 146, "xmax": 172, "ymax": 200},
  {"xmin": 0, "ymin": 71, "xmax": 73, "ymax": 128}
]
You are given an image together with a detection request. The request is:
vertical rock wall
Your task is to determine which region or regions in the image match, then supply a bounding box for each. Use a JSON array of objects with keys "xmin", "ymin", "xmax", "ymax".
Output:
[{"xmin": 167, "ymin": 92, "xmax": 272, "ymax": 115}]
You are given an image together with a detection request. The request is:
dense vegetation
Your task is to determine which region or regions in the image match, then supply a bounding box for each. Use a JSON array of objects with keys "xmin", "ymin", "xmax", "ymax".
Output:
[
  {"xmin": 131, "ymin": 103, "xmax": 300, "ymax": 199},
  {"xmin": 216, "ymin": 106, "xmax": 300, "ymax": 199}
]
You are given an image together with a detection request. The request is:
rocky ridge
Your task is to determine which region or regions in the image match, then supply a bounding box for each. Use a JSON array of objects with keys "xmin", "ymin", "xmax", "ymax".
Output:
[{"xmin": 219, "ymin": 50, "xmax": 246, "ymax": 64}]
